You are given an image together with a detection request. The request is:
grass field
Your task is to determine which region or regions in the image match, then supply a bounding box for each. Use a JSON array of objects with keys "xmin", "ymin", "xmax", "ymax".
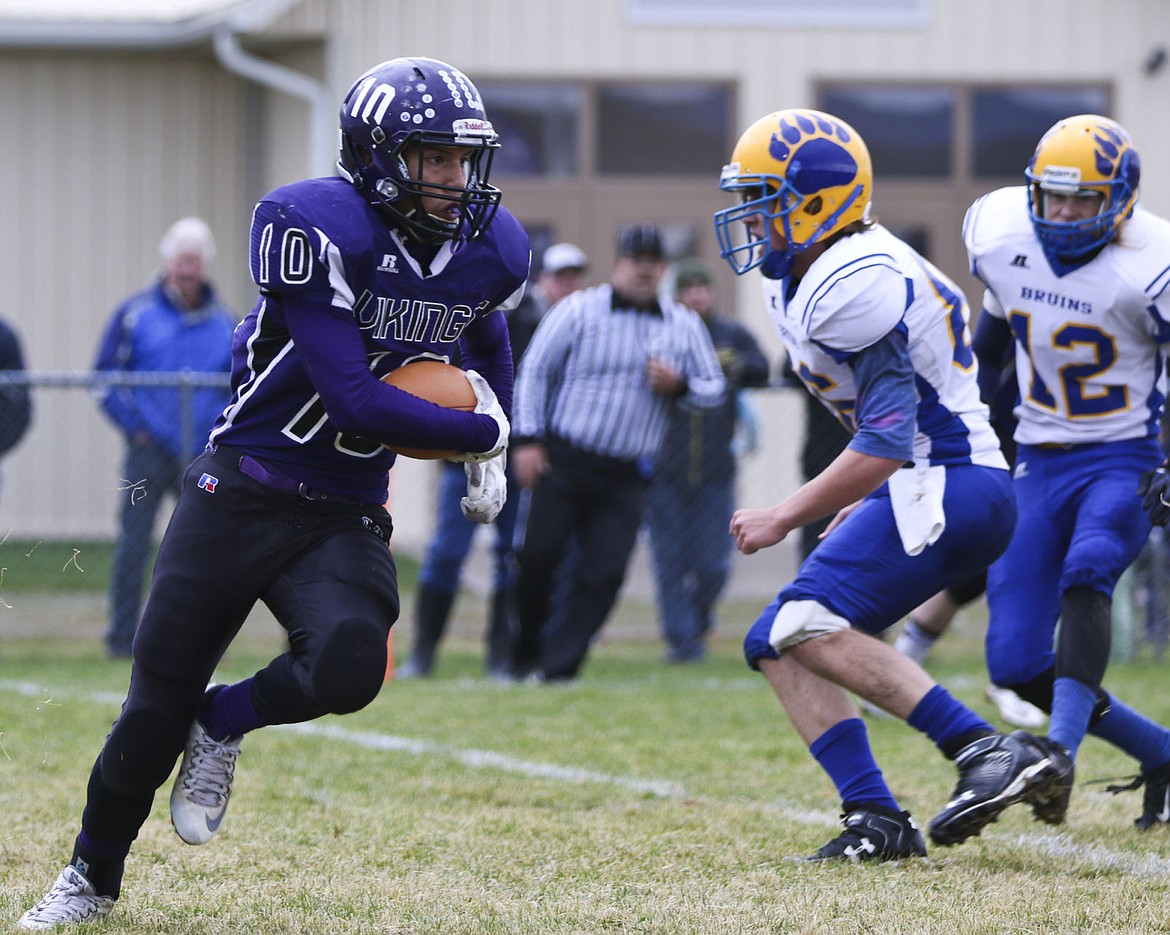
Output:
[{"xmin": 4, "ymin": 578, "xmax": 1170, "ymax": 934}]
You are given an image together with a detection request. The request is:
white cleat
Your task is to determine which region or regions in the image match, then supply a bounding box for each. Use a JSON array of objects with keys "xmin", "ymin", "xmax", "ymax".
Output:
[
  {"xmin": 986, "ymin": 684, "xmax": 1048, "ymax": 729},
  {"xmin": 170, "ymin": 719, "xmax": 242, "ymax": 845},
  {"xmin": 19, "ymin": 866, "xmax": 115, "ymax": 929}
]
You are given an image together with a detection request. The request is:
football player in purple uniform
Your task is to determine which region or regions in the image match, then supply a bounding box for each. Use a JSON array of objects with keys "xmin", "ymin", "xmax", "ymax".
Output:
[{"xmin": 20, "ymin": 57, "xmax": 529, "ymax": 929}]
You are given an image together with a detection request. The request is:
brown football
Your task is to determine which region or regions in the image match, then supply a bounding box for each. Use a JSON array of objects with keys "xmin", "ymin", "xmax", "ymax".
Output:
[{"xmin": 381, "ymin": 359, "xmax": 477, "ymax": 460}]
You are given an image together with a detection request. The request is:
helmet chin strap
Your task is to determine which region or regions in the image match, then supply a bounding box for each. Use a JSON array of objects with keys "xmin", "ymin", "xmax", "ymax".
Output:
[
  {"xmin": 374, "ymin": 178, "xmax": 400, "ymax": 200},
  {"xmin": 390, "ymin": 203, "xmax": 458, "ymax": 245},
  {"xmin": 761, "ymin": 249, "xmax": 796, "ymax": 280},
  {"xmin": 759, "ymin": 186, "xmax": 862, "ymax": 281}
]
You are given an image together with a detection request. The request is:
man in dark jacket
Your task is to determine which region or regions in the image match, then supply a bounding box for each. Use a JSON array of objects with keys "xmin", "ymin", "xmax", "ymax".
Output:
[
  {"xmin": 0, "ymin": 316, "xmax": 31, "ymax": 493},
  {"xmin": 398, "ymin": 242, "xmax": 588, "ymax": 679},
  {"xmin": 647, "ymin": 259, "xmax": 770, "ymax": 662}
]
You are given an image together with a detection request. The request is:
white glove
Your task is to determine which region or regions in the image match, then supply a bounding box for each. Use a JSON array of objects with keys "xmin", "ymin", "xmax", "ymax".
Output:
[
  {"xmin": 451, "ymin": 369, "xmax": 510, "ymax": 463},
  {"xmin": 461, "ymin": 452, "xmax": 507, "ymax": 524}
]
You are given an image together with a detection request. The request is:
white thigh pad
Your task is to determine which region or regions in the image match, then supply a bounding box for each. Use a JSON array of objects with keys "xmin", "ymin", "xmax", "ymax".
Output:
[{"xmin": 769, "ymin": 599, "xmax": 851, "ymax": 652}]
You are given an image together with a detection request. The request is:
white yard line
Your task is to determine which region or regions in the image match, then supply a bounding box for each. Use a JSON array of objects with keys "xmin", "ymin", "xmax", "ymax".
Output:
[
  {"xmin": 3, "ymin": 677, "xmax": 1168, "ymax": 878},
  {"xmin": 282, "ymin": 720, "xmax": 686, "ymax": 799}
]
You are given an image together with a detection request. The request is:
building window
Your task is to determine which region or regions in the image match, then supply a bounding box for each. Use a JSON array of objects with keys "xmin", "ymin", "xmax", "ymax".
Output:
[
  {"xmin": 596, "ymin": 83, "xmax": 734, "ymax": 176},
  {"xmin": 478, "ymin": 83, "xmax": 582, "ymax": 178},
  {"xmin": 971, "ymin": 87, "xmax": 1110, "ymax": 177},
  {"xmin": 880, "ymin": 223, "xmax": 929, "ymax": 260},
  {"xmin": 820, "ymin": 86, "xmax": 954, "ymax": 178},
  {"xmin": 819, "ymin": 82, "xmax": 1110, "ymax": 180},
  {"xmin": 480, "ymin": 80, "xmax": 733, "ymax": 179},
  {"xmin": 624, "ymin": 0, "xmax": 931, "ymax": 28}
]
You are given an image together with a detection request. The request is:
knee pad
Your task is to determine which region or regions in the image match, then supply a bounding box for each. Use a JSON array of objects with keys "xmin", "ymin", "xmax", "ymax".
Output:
[
  {"xmin": 769, "ymin": 599, "xmax": 850, "ymax": 652},
  {"xmin": 310, "ymin": 618, "xmax": 387, "ymax": 715}
]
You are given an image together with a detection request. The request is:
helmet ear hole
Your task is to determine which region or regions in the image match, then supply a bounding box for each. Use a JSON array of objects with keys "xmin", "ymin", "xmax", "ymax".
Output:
[{"xmin": 804, "ymin": 196, "xmax": 823, "ymax": 216}]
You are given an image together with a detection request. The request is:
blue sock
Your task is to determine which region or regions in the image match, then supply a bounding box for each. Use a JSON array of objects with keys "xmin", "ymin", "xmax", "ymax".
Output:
[
  {"xmin": 1049, "ymin": 677, "xmax": 1096, "ymax": 758},
  {"xmin": 199, "ymin": 679, "xmax": 264, "ymax": 742},
  {"xmin": 1090, "ymin": 697, "xmax": 1170, "ymax": 773},
  {"xmin": 907, "ymin": 684, "xmax": 994, "ymax": 749},
  {"xmin": 808, "ymin": 718, "xmax": 899, "ymax": 811}
]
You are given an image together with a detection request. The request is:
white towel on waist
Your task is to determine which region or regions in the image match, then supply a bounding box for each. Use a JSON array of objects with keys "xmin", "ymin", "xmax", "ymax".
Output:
[{"xmin": 887, "ymin": 464, "xmax": 946, "ymax": 556}]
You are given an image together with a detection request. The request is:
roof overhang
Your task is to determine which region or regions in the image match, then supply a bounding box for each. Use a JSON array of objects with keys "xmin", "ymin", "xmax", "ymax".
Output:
[{"xmin": 0, "ymin": 0, "xmax": 305, "ymax": 48}]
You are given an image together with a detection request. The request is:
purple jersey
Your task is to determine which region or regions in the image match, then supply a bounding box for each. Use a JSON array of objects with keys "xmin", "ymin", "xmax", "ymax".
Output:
[{"xmin": 210, "ymin": 177, "xmax": 529, "ymax": 503}]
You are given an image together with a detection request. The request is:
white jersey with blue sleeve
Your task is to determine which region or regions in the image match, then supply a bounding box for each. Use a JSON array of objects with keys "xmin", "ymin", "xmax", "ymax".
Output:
[
  {"xmin": 964, "ymin": 185, "xmax": 1170, "ymax": 446},
  {"xmin": 762, "ymin": 224, "xmax": 1007, "ymax": 470}
]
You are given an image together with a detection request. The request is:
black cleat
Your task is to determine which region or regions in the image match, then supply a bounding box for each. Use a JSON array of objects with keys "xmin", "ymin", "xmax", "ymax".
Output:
[
  {"xmin": 1027, "ymin": 737, "xmax": 1074, "ymax": 825},
  {"xmin": 929, "ymin": 731, "xmax": 1065, "ymax": 846},
  {"xmin": 804, "ymin": 804, "xmax": 926, "ymax": 862},
  {"xmin": 1107, "ymin": 761, "xmax": 1170, "ymax": 830}
]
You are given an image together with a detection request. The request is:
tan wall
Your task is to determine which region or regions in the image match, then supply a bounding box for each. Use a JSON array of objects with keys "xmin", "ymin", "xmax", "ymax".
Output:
[
  {"xmin": 3, "ymin": 0, "xmax": 1170, "ymax": 558},
  {"xmin": 277, "ymin": 0, "xmax": 1170, "ymax": 419},
  {"xmin": 245, "ymin": 0, "xmax": 1170, "ymax": 558},
  {"xmin": 273, "ymin": 0, "xmax": 1170, "ymax": 220},
  {"xmin": 0, "ymin": 49, "xmax": 254, "ymax": 536}
]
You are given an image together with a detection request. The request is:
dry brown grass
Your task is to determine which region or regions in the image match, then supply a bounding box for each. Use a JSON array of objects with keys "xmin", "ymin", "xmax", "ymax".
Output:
[{"xmin": 4, "ymin": 592, "xmax": 1170, "ymax": 933}]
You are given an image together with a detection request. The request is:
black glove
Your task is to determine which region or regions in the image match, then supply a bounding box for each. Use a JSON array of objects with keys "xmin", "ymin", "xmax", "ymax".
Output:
[{"xmin": 1138, "ymin": 464, "xmax": 1170, "ymax": 527}]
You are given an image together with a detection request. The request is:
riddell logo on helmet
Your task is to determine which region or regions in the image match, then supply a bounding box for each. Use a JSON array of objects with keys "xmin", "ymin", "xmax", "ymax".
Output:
[
  {"xmin": 1040, "ymin": 165, "xmax": 1082, "ymax": 191},
  {"xmin": 453, "ymin": 118, "xmax": 494, "ymax": 136}
]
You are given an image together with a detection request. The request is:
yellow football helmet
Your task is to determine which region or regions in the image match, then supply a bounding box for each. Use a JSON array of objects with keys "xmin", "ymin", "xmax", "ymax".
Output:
[
  {"xmin": 715, "ymin": 109, "xmax": 872, "ymax": 277},
  {"xmin": 1025, "ymin": 114, "xmax": 1140, "ymax": 258}
]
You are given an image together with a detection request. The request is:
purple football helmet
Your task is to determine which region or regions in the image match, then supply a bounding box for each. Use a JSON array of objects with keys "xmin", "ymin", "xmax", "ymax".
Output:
[{"xmin": 337, "ymin": 57, "xmax": 502, "ymax": 242}]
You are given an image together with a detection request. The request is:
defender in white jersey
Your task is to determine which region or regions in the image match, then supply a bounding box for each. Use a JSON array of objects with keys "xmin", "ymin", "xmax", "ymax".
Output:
[
  {"xmin": 715, "ymin": 108, "xmax": 1067, "ymax": 860},
  {"xmin": 967, "ymin": 114, "xmax": 1170, "ymax": 830}
]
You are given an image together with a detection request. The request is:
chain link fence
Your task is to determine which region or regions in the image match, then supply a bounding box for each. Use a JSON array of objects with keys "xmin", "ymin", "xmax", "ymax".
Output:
[
  {"xmin": 2, "ymin": 372, "xmax": 1162, "ymax": 663},
  {"xmin": 0, "ymin": 375, "xmax": 807, "ymax": 638},
  {"xmin": 0, "ymin": 371, "xmax": 230, "ymax": 538}
]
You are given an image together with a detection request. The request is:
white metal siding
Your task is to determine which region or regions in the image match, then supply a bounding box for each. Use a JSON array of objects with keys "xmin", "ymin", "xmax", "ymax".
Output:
[
  {"xmin": 0, "ymin": 50, "xmax": 251, "ymax": 535},
  {"xmin": 2, "ymin": 0, "xmax": 1170, "ymax": 552}
]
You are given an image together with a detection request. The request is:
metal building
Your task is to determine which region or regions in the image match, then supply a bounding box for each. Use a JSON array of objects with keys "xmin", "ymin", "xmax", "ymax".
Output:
[{"xmin": 1, "ymin": 0, "xmax": 1167, "ymax": 556}]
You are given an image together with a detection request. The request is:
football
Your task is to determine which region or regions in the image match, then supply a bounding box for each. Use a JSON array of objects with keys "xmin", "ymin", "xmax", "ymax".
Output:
[{"xmin": 381, "ymin": 359, "xmax": 477, "ymax": 460}]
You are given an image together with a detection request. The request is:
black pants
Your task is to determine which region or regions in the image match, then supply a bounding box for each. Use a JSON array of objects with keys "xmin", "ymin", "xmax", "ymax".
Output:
[
  {"xmin": 81, "ymin": 446, "xmax": 399, "ymax": 846},
  {"xmin": 512, "ymin": 438, "xmax": 647, "ymax": 680}
]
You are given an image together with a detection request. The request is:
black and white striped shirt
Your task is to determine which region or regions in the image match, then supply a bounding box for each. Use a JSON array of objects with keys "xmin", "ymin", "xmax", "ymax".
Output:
[{"xmin": 513, "ymin": 283, "xmax": 726, "ymax": 462}]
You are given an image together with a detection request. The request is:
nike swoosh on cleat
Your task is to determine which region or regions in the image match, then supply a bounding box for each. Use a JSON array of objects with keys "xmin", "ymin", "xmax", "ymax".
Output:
[{"xmin": 205, "ymin": 805, "xmax": 228, "ymax": 834}]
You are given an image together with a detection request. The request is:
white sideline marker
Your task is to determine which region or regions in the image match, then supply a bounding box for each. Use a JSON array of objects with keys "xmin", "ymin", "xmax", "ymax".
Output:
[{"xmin": 4, "ymin": 677, "xmax": 1170, "ymax": 878}]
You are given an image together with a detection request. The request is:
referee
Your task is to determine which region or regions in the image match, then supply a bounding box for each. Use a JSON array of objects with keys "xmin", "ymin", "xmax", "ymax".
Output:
[{"xmin": 509, "ymin": 224, "xmax": 726, "ymax": 682}]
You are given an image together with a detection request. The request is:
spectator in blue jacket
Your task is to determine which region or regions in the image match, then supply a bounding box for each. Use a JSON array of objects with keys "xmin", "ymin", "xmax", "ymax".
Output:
[{"xmin": 94, "ymin": 217, "xmax": 235, "ymax": 658}]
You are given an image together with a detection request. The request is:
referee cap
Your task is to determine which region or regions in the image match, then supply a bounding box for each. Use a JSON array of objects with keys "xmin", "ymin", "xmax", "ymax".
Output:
[{"xmin": 617, "ymin": 223, "xmax": 665, "ymax": 260}]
